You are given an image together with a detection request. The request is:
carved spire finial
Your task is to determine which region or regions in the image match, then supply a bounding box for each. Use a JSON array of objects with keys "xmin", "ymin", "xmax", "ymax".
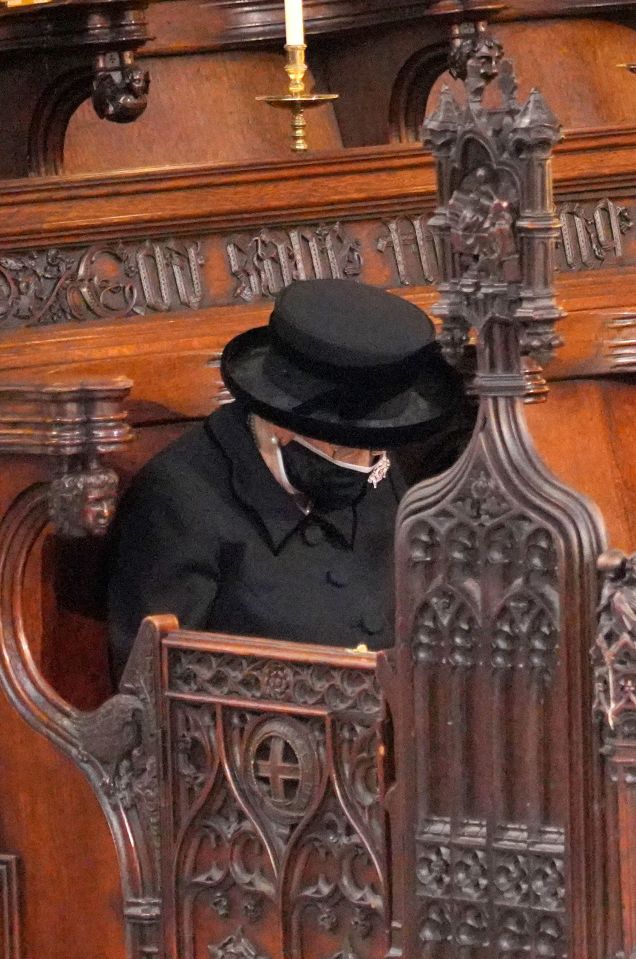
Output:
[
  {"xmin": 511, "ymin": 88, "xmax": 562, "ymax": 155},
  {"xmin": 424, "ymin": 24, "xmax": 563, "ymax": 395},
  {"xmin": 422, "ymin": 85, "xmax": 462, "ymax": 150}
]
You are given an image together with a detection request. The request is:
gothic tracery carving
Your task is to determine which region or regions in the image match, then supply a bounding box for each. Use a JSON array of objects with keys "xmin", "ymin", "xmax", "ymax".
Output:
[
  {"xmin": 409, "ymin": 466, "xmax": 559, "ymax": 682},
  {"xmin": 388, "ymin": 22, "xmax": 606, "ymax": 959},
  {"xmin": 165, "ymin": 641, "xmax": 385, "ymax": 959},
  {"xmin": 169, "ymin": 650, "xmax": 381, "ymax": 714},
  {"xmin": 416, "ymin": 819, "xmax": 566, "ymax": 954}
]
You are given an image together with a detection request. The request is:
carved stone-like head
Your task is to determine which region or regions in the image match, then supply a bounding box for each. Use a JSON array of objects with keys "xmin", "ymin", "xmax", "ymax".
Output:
[
  {"xmin": 449, "ymin": 26, "xmax": 503, "ymax": 86},
  {"xmin": 92, "ymin": 65, "xmax": 150, "ymax": 124},
  {"xmin": 49, "ymin": 468, "xmax": 119, "ymax": 538}
]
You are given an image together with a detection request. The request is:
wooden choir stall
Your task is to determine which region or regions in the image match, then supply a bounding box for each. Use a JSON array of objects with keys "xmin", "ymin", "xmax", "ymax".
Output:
[{"xmin": 2, "ymin": 3, "xmax": 636, "ymax": 959}]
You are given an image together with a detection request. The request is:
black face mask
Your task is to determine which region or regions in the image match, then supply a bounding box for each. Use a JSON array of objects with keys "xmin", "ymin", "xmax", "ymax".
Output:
[{"xmin": 282, "ymin": 441, "xmax": 370, "ymax": 510}]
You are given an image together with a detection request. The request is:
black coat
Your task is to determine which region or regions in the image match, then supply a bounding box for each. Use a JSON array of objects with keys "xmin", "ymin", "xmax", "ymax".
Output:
[{"xmin": 107, "ymin": 402, "xmax": 404, "ymax": 680}]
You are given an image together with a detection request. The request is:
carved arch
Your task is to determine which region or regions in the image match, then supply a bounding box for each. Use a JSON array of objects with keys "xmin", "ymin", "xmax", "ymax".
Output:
[
  {"xmin": 28, "ymin": 68, "xmax": 93, "ymax": 176},
  {"xmin": 0, "ymin": 483, "xmax": 166, "ymax": 958},
  {"xmin": 388, "ymin": 43, "xmax": 449, "ymax": 144}
]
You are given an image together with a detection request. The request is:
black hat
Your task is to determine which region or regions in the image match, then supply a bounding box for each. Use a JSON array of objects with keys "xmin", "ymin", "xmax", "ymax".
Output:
[{"xmin": 221, "ymin": 279, "xmax": 465, "ymax": 447}]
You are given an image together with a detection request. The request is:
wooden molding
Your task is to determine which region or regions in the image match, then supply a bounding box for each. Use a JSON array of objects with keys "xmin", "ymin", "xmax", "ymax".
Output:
[
  {"xmin": 0, "ymin": 856, "xmax": 20, "ymax": 959},
  {"xmin": 0, "ymin": 131, "xmax": 633, "ymax": 249}
]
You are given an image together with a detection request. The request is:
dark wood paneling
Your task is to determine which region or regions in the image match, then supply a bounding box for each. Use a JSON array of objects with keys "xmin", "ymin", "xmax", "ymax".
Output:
[{"xmin": 63, "ymin": 53, "xmax": 342, "ymax": 175}]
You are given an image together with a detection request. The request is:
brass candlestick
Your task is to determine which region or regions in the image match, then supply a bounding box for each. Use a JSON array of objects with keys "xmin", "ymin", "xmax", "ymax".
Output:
[{"xmin": 257, "ymin": 44, "xmax": 338, "ymax": 153}]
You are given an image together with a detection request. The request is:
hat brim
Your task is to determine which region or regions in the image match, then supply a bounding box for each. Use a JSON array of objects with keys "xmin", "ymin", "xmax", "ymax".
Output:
[{"xmin": 221, "ymin": 327, "xmax": 465, "ymax": 447}]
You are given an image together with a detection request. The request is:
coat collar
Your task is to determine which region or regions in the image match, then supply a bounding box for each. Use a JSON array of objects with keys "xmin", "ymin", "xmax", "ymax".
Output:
[{"xmin": 205, "ymin": 403, "xmax": 356, "ymax": 551}]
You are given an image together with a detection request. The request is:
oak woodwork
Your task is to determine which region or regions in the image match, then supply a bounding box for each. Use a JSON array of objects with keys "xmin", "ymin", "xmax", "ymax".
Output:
[
  {"xmin": 158, "ymin": 627, "xmax": 383, "ymax": 959},
  {"xmin": 0, "ymin": 0, "xmax": 153, "ymax": 178},
  {"xmin": 0, "ymin": 5, "xmax": 635, "ymax": 959},
  {"xmin": 63, "ymin": 53, "xmax": 343, "ymax": 175},
  {"xmin": 0, "ymin": 855, "xmax": 20, "ymax": 959}
]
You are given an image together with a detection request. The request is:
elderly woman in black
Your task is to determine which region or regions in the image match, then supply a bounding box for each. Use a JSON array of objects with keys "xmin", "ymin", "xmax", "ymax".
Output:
[{"xmin": 107, "ymin": 279, "xmax": 469, "ymax": 680}]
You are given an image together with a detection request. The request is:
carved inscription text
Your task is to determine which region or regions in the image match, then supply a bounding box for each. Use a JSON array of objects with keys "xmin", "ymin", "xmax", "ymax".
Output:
[
  {"xmin": 0, "ymin": 239, "xmax": 205, "ymax": 328},
  {"xmin": 226, "ymin": 222, "xmax": 363, "ymax": 301}
]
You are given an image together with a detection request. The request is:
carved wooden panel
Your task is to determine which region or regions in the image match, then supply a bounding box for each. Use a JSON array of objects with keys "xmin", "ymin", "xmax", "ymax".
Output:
[
  {"xmin": 0, "ymin": 856, "xmax": 20, "ymax": 959},
  {"xmin": 393, "ymin": 445, "xmax": 581, "ymax": 957},
  {"xmin": 382, "ymin": 22, "xmax": 609, "ymax": 959},
  {"xmin": 159, "ymin": 635, "xmax": 386, "ymax": 959},
  {"xmin": 0, "ymin": 195, "xmax": 632, "ymax": 330}
]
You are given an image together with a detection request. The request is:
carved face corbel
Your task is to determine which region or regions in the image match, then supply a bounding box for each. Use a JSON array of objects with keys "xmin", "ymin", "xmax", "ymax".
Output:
[{"xmin": 49, "ymin": 466, "xmax": 119, "ymax": 538}]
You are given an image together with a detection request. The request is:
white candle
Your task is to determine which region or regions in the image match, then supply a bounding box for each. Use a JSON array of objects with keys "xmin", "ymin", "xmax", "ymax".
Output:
[{"xmin": 284, "ymin": 0, "xmax": 304, "ymax": 46}]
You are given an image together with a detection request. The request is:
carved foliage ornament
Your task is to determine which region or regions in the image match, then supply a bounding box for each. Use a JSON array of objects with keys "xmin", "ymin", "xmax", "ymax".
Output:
[
  {"xmin": 208, "ymin": 928, "xmax": 269, "ymax": 959},
  {"xmin": 0, "ymin": 239, "xmax": 204, "ymax": 328},
  {"xmin": 416, "ymin": 819, "xmax": 566, "ymax": 954},
  {"xmin": 169, "ymin": 650, "xmax": 381, "ymax": 714},
  {"xmin": 594, "ymin": 549, "xmax": 636, "ymax": 737}
]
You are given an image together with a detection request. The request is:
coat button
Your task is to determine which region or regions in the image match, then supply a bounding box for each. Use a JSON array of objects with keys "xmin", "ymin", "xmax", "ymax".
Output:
[
  {"xmin": 327, "ymin": 568, "xmax": 350, "ymax": 588},
  {"xmin": 302, "ymin": 522, "xmax": 324, "ymax": 546},
  {"xmin": 359, "ymin": 609, "xmax": 385, "ymax": 635}
]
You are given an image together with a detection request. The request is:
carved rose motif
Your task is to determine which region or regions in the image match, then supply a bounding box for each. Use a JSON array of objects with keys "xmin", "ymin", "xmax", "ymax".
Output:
[{"xmin": 261, "ymin": 663, "xmax": 292, "ymax": 701}]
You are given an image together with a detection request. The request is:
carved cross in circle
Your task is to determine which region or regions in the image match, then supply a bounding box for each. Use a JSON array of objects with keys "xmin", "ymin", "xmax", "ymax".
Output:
[{"xmin": 253, "ymin": 735, "xmax": 302, "ymax": 804}]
